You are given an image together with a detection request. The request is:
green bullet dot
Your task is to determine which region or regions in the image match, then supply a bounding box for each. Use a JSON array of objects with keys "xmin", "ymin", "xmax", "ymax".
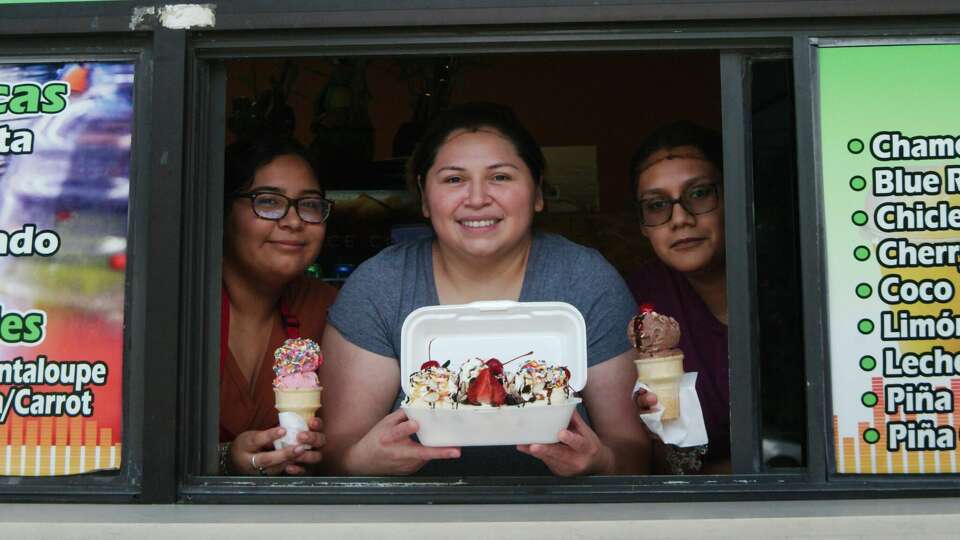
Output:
[
  {"xmin": 852, "ymin": 211, "xmax": 869, "ymax": 226},
  {"xmin": 860, "ymin": 355, "xmax": 877, "ymax": 371},
  {"xmin": 858, "ymin": 319, "xmax": 874, "ymax": 334},
  {"xmin": 848, "ymin": 139, "xmax": 865, "ymax": 154},
  {"xmin": 854, "ymin": 246, "xmax": 871, "ymax": 261},
  {"xmin": 856, "ymin": 283, "xmax": 872, "ymax": 299},
  {"xmin": 850, "ymin": 176, "xmax": 867, "ymax": 191},
  {"xmin": 863, "ymin": 428, "xmax": 880, "ymax": 444},
  {"xmin": 861, "ymin": 392, "xmax": 878, "ymax": 407}
]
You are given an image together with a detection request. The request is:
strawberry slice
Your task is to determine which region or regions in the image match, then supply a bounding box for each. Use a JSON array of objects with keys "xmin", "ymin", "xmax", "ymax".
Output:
[
  {"xmin": 466, "ymin": 368, "xmax": 507, "ymax": 406},
  {"xmin": 485, "ymin": 358, "xmax": 503, "ymax": 375}
]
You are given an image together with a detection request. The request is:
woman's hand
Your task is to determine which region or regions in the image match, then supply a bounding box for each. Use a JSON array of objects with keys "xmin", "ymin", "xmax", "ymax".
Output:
[
  {"xmin": 321, "ymin": 327, "xmax": 460, "ymax": 475},
  {"xmin": 342, "ymin": 409, "xmax": 460, "ymax": 475},
  {"xmin": 635, "ymin": 387, "xmax": 659, "ymax": 415},
  {"xmin": 229, "ymin": 417, "xmax": 326, "ymax": 476},
  {"xmin": 580, "ymin": 351, "xmax": 653, "ymax": 474},
  {"xmin": 517, "ymin": 411, "xmax": 614, "ymax": 476}
]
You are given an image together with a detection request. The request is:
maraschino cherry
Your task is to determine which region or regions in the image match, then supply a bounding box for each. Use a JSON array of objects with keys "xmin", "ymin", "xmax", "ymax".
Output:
[{"xmin": 420, "ymin": 338, "xmax": 441, "ymax": 370}]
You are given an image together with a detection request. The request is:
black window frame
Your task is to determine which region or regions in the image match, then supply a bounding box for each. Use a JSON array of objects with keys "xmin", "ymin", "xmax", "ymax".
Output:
[
  {"xmin": 180, "ymin": 16, "xmax": 960, "ymax": 504},
  {"xmin": 182, "ymin": 26, "xmax": 800, "ymax": 503}
]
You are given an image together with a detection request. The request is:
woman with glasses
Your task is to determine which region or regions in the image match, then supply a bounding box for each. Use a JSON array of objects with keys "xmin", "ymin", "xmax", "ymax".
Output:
[
  {"xmin": 218, "ymin": 136, "xmax": 337, "ymax": 476},
  {"xmin": 319, "ymin": 103, "xmax": 649, "ymax": 476},
  {"xmin": 628, "ymin": 121, "xmax": 730, "ymax": 473}
]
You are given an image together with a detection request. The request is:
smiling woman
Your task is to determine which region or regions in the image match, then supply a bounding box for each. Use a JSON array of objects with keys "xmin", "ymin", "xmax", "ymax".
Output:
[
  {"xmin": 319, "ymin": 103, "xmax": 649, "ymax": 476},
  {"xmin": 218, "ymin": 136, "xmax": 337, "ymax": 476},
  {"xmin": 421, "ymin": 129, "xmax": 543, "ymax": 272},
  {"xmin": 415, "ymin": 112, "xmax": 545, "ymax": 304}
]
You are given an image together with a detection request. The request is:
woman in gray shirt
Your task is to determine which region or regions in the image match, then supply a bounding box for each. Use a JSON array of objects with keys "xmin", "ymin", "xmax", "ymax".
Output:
[{"xmin": 319, "ymin": 103, "xmax": 648, "ymax": 476}]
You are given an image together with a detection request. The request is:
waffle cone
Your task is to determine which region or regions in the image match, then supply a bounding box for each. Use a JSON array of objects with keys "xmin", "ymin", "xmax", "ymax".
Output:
[
  {"xmin": 634, "ymin": 352, "xmax": 684, "ymax": 420},
  {"xmin": 646, "ymin": 379, "xmax": 681, "ymax": 420},
  {"xmin": 274, "ymin": 387, "xmax": 322, "ymax": 424}
]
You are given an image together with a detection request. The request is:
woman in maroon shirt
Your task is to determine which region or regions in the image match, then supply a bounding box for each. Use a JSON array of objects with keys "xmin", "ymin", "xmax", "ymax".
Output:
[
  {"xmin": 627, "ymin": 121, "xmax": 730, "ymax": 473},
  {"xmin": 219, "ymin": 136, "xmax": 337, "ymax": 476}
]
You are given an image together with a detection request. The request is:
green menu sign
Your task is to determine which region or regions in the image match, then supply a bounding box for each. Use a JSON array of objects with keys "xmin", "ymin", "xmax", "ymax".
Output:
[{"xmin": 820, "ymin": 42, "xmax": 960, "ymax": 474}]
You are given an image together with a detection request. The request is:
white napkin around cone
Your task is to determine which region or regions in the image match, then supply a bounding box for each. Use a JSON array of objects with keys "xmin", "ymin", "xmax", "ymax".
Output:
[
  {"xmin": 273, "ymin": 411, "xmax": 311, "ymax": 450},
  {"xmin": 635, "ymin": 372, "xmax": 708, "ymax": 447}
]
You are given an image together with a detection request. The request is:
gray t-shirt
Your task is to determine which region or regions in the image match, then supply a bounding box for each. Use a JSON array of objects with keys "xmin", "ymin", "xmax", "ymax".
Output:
[
  {"xmin": 329, "ymin": 232, "xmax": 636, "ymax": 366},
  {"xmin": 327, "ymin": 232, "xmax": 637, "ymax": 475}
]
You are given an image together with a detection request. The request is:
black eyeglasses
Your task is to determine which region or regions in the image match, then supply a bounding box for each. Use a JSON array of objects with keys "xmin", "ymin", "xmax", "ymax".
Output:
[
  {"xmin": 636, "ymin": 182, "xmax": 720, "ymax": 227},
  {"xmin": 234, "ymin": 191, "xmax": 334, "ymax": 224}
]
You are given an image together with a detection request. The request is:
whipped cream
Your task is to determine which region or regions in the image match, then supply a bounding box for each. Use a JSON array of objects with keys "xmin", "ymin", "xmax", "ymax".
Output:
[
  {"xmin": 404, "ymin": 366, "xmax": 458, "ymax": 409},
  {"xmin": 508, "ymin": 359, "xmax": 571, "ymax": 405}
]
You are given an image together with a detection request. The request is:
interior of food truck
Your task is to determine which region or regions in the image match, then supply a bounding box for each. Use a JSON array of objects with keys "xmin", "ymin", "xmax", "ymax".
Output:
[{"xmin": 221, "ymin": 50, "xmax": 807, "ymax": 473}]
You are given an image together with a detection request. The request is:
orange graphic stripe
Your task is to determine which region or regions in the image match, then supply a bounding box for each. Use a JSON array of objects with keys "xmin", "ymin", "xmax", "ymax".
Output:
[{"xmin": 0, "ymin": 416, "xmax": 121, "ymax": 476}]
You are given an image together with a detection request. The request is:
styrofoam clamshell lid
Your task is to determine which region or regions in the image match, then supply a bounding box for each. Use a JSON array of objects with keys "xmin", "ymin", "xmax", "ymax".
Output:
[{"xmin": 400, "ymin": 300, "xmax": 587, "ymax": 396}]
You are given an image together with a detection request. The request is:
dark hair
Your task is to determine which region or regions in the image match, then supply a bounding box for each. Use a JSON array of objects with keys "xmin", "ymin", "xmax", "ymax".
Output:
[
  {"xmin": 627, "ymin": 121, "xmax": 723, "ymax": 196},
  {"xmin": 223, "ymin": 135, "xmax": 320, "ymax": 207},
  {"xmin": 407, "ymin": 102, "xmax": 546, "ymax": 191}
]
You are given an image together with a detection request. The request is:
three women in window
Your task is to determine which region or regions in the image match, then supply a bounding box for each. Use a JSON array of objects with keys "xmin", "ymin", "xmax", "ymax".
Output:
[{"xmin": 218, "ymin": 112, "xmax": 730, "ymax": 476}]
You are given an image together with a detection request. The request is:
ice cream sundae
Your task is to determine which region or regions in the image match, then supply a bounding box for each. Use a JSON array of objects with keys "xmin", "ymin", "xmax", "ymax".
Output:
[{"xmin": 403, "ymin": 352, "xmax": 572, "ymax": 408}]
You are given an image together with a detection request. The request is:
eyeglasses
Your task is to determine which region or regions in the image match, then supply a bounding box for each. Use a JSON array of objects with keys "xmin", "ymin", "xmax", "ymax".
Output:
[
  {"xmin": 234, "ymin": 191, "xmax": 334, "ymax": 224},
  {"xmin": 636, "ymin": 182, "xmax": 720, "ymax": 227}
]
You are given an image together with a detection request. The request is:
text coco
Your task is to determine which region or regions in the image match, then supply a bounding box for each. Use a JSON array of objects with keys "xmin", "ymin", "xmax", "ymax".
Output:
[{"xmin": 878, "ymin": 274, "xmax": 954, "ymax": 304}]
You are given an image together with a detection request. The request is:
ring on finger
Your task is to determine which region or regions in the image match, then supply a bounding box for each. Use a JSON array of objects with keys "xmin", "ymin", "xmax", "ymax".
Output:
[{"xmin": 251, "ymin": 454, "xmax": 267, "ymax": 476}]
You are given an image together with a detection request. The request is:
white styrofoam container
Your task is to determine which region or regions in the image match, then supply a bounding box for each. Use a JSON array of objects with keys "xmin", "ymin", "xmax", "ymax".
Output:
[{"xmin": 400, "ymin": 301, "xmax": 587, "ymax": 447}]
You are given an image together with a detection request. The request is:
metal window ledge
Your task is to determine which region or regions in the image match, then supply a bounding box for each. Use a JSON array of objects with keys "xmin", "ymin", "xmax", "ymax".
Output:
[{"xmin": 2, "ymin": 499, "xmax": 959, "ymax": 539}]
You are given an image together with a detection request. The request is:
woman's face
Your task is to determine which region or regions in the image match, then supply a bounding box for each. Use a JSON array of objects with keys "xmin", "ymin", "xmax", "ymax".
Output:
[
  {"xmin": 635, "ymin": 145, "xmax": 724, "ymax": 275},
  {"xmin": 421, "ymin": 128, "xmax": 543, "ymax": 261},
  {"xmin": 225, "ymin": 154, "xmax": 326, "ymax": 284}
]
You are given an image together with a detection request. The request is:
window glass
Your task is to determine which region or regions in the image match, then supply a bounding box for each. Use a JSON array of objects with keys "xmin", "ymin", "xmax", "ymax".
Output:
[{"xmin": 751, "ymin": 58, "xmax": 807, "ymax": 469}]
